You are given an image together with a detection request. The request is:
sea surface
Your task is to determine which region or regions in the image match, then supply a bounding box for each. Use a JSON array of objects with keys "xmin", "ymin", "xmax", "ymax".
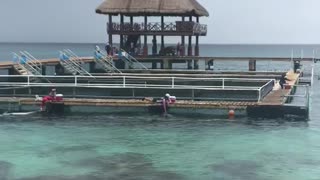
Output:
[{"xmin": 0, "ymin": 43, "xmax": 320, "ymax": 180}]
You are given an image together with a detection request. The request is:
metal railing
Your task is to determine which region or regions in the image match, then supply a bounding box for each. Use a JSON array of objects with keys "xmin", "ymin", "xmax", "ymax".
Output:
[
  {"xmin": 0, "ymin": 75, "xmax": 274, "ymax": 101},
  {"xmin": 284, "ymin": 85, "xmax": 310, "ymax": 109},
  {"xmin": 94, "ymin": 49, "xmax": 122, "ymax": 73},
  {"xmin": 12, "ymin": 52, "xmax": 42, "ymax": 76},
  {"xmin": 20, "ymin": 51, "xmax": 43, "ymax": 75},
  {"xmin": 12, "ymin": 52, "xmax": 52, "ymax": 83},
  {"xmin": 257, "ymin": 79, "xmax": 275, "ymax": 102},
  {"xmin": 108, "ymin": 22, "xmax": 207, "ymax": 35},
  {"xmin": 60, "ymin": 49, "xmax": 93, "ymax": 77},
  {"xmin": 120, "ymin": 49, "xmax": 148, "ymax": 70}
]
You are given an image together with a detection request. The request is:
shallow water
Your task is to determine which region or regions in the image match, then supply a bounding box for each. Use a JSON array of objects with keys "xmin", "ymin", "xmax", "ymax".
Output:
[
  {"xmin": 0, "ymin": 113, "xmax": 320, "ymax": 180},
  {"xmin": 0, "ymin": 44, "xmax": 320, "ymax": 179}
]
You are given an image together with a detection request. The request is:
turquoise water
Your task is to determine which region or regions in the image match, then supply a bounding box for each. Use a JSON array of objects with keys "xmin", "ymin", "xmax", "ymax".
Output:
[
  {"xmin": 1, "ymin": 106, "xmax": 320, "ymax": 180},
  {"xmin": 0, "ymin": 43, "xmax": 320, "ymax": 179}
]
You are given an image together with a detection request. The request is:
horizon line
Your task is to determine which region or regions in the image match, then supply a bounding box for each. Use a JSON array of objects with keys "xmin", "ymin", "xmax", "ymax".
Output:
[{"xmin": 0, "ymin": 42, "xmax": 320, "ymax": 46}]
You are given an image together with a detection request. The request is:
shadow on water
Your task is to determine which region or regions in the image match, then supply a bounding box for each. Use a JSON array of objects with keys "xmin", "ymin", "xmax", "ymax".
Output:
[
  {"xmin": 0, "ymin": 161, "xmax": 12, "ymax": 180},
  {"xmin": 36, "ymin": 145, "xmax": 99, "ymax": 159},
  {"xmin": 208, "ymin": 160, "xmax": 264, "ymax": 180},
  {"xmin": 17, "ymin": 152, "xmax": 184, "ymax": 180}
]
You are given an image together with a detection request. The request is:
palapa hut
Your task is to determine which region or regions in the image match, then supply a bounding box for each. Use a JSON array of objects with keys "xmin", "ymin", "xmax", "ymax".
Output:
[{"xmin": 96, "ymin": 0, "xmax": 209, "ymax": 59}]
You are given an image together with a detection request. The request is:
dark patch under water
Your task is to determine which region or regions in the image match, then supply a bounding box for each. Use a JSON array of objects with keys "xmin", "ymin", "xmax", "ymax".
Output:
[
  {"xmin": 0, "ymin": 161, "xmax": 12, "ymax": 180},
  {"xmin": 209, "ymin": 160, "xmax": 264, "ymax": 180}
]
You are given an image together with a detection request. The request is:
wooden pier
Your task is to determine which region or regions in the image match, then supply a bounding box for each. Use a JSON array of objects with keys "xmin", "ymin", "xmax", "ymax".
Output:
[
  {"xmin": 0, "ymin": 54, "xmax": 311, "ymax": 119},
  {"xmin": 0, "ymin": 56, "xmax": 314, "ymax": 70}
]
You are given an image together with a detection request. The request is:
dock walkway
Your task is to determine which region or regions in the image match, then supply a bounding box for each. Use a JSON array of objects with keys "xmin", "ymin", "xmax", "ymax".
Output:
[
  {"xmin": 259, "ymin": 71, "xmax": 299, "ymax": 105},
  {"xmin": 0, "ymin": 56, "xmax": 314, "ymax": 70},
  {"xmin": 0, "ymin": 97, "xmax": 256, "ymax": 110}
]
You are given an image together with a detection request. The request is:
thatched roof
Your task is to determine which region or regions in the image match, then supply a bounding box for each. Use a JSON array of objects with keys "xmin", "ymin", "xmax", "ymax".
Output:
[{"xmin": 96, "ymin": 0, "xmax": 209, "ymax": 17}]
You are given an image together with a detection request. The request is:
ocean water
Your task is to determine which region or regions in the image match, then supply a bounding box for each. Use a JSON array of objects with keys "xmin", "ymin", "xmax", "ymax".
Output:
[{"xmin": 0, "ymin": 43, "xmax": 320, "ymax": 180}]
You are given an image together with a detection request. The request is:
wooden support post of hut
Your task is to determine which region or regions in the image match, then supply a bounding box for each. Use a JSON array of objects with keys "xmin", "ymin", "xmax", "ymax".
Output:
[
  {"xmin": 152, "ymin": 35, "xmax": 157, "ymax": 55},
  {"xmin": 95, "ymin": 0, "xmax": 209, "ymax": 69},
  {"xmin": 108, "ymin": 15, "xmax": 113, "ymax": 55},
  {"xmin": 188, "ymin": 16, "xmax": 193, "ymax": 56},
  {"xmin": 120, "ymin": 15, "xmax": 124, "ymax": 49},
  {"xmin": 195, "ymin": 16, "xmax": 200, "ymax": 56},
  {"xmin": 143, "ymin": 16, "xmax": 148, "ymax": 56},
  {"xmin": 161, "ymin": 16, "xmax": 165, "ymax": 51},
  {"xmin": 181, "ymin": 16, "xmax": 186, "ymax": 56}
]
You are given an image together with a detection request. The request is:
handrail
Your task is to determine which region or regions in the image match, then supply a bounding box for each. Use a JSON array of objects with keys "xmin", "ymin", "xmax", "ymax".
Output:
[
  {"xmin": 20, "ymin": 51, "xmax": 42, "ymax": 70},
  {"xmin": 0, "ymin": 82, "xmax": 262, "ymax": 91},
  {"xmin": 108, "ymin": 22, "xmax": 207, "ymax": 35},
  {"xmin": 0, "ymin": 74, "xmax": 275, "ymax": 81},
  {"xmin": 12, "ymin": 52, "xmax": 42, "ymax": 75},
  {"xmin": 61, "ymin": 49, "xmax": 94, "ymax": 77},
  {"xmin": 60, "ymin": 60, "xmax": 84, "ymax": 76},
  {"xmin": 0, "ymin": 75, "xmax": 274, "ymax": 99},
  {"xmin": 21, "ymin": 51, "xmax": 42, "ymax": 66},
  {"xmin": 284, "ymin": 85, "xmax": 310, "ymax": 109},
  {"xmin": 257, "ymin": 79, "xmax": 275, "ymax": 102},
  {"xmin": 120, "ymin": 49, "xmax": 148, "ymax": 70},
  {"xmin": 93, "ymin": 48, "xmax": 122, "ymax": 73}
]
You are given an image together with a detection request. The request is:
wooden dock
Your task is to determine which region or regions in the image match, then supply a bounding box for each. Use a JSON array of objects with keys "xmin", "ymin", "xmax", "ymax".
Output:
[
  {"xmin": 0, "ymin": 56, "xmax": 314, "ymax": 70},
  {"xmin": 259, "ymin": 71, "xmax": 299, "ymax": 105},
  {"xmin": 0, "ymin": 56, "xmax": 309, "ymax": 118},
  {"xmin": 0, "ymin": 97, "xmax": 255, "ymax": 110}
]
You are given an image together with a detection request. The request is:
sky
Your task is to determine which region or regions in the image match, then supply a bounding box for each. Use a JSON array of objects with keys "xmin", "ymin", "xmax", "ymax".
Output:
[{"xmin": 0, "ymin": 0, "xmax": 320, "ymax": 44}]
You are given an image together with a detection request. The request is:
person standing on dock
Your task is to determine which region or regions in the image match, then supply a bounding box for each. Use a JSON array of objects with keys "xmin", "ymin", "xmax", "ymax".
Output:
[
  {"xmin": 94, "ymin": 46, "xmax": 103, "ymax": 60},
  {"xmin": 105, "ymin": 43, "xmax": 111, "ymax": 56},
  {"xmin": 49, "ymin": 88, "xmax": 57, "ymax": 100},
  {"xmin": 279, "ymin": 73, "xmax": 289, "ymax": 89},
  {"xmin": 20, "ymin": 55, "xmax": 27, "ymax": 64},
  {"xmin": 293, "ymin": 60, "xmax": 301, "ymax": 73},
  {"xmin": 59, "ymin": 52, "xmax": 69, "ymax": 61}
]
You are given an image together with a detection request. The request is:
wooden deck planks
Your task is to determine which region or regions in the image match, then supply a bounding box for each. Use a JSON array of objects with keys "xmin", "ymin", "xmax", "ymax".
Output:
[
  {"xmin": 259, "ymin": 71, "xmax": 300, "ymax": 105},
  {"xmin": 0, "ymin": 97, "xmax": 255, "ymax": 110},
  {"xmin": 0, "ymin": 56, "xmax": 314, "ymax": 70}
]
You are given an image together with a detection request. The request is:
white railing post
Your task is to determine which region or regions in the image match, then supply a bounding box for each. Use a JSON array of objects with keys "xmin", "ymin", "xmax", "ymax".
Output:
[
  {"xmin": 311, "ymin": 64, "xmax": 314, "ymax": 86},
  {"xmin": 306, "ymin": 85, "xmax": 310, "ymax": 109},
  {"xmin": 258, "ymin": 88, "xmax": 262, "ymax": 102},
  {"xmin": 123, "ymin": 76, "xmax": 126, "ymax": 87},
  {"xmin": 75, "ymin": 76, "xmax": 77, "ymax": 86},
  {"xmin": 222, "ymin": 78, "xmax": 225, "ymax": 89},
  {"xmin": 172, "ymin": 77, "xmax": 175, "ymax": 88},
  {"xmin": 27, "ymin": 75, "xmax": 30, "ymax": 86}
]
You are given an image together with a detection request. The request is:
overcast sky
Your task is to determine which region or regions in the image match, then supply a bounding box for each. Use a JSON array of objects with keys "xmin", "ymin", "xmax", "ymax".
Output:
[{"xmin": 0, "ymin": 0, "xmax": 319, "ymax": 44}]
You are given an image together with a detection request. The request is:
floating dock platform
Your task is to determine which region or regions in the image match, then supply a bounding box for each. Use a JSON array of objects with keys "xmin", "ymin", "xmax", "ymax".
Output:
[{"xmin": 0, "ymin": 70, "xmax": 310, "ymax": 119}]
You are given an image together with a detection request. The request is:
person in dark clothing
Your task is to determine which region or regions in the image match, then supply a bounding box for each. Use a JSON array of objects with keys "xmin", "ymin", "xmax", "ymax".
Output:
[
  {"xmin": 105, "ymin": 43, "xmax": 111, "ymax": 55},
  {"xmin": 293, "ymin": 60, "xmax": 301, "ymax": 73},
  {"xmin": 279, "ymin": 73, "xmax": 289, "ymax": 89}
]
